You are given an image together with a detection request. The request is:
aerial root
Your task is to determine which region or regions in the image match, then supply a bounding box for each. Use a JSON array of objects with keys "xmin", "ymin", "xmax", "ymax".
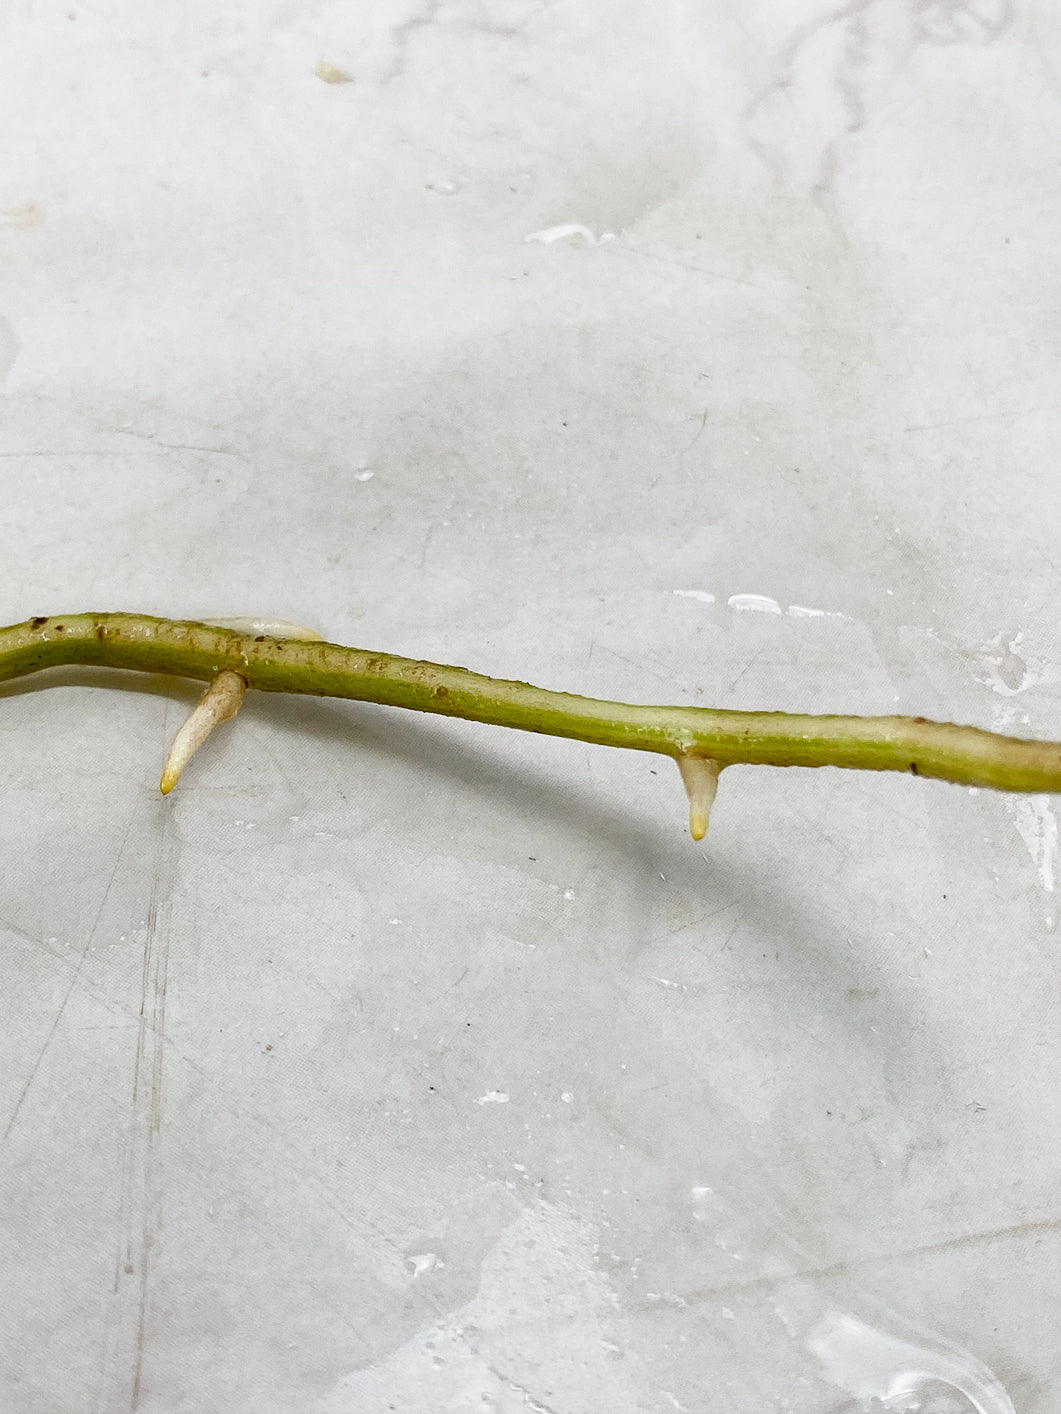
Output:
[
  {"xmin": 160, "ymin": 619, "xmax": 323, "ymax": 794},
  {"xmin": 160, "ymin": 669, "xmax": 247, "ymax": 794},
  {"xmin": 201, "ymin": 616, "xmax": 324, "ymax": 641},
  {"xmin": 676, "ymin": 752, "xmax": 722, "ymax": 841}
]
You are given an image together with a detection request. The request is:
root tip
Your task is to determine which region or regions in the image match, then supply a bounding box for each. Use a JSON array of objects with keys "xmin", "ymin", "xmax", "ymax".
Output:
[
  {"xmin": 160, "ymin": 669, "xmax": 247, "ymax": 794},
  {"xmin": 676, "ymin": 752, "xmax": 722, "ymax": 842}
]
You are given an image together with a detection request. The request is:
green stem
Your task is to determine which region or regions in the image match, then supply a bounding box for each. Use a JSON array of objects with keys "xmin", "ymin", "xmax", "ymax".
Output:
[{"xmin": 2, "ymin": 611, "xmax": 1059, "ymax": 793}]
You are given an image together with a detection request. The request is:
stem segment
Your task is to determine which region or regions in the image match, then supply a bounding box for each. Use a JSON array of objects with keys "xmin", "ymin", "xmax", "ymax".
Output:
[{"xmin": 2, "ymin": 612, "xmax": 1060, "ymax": 795}]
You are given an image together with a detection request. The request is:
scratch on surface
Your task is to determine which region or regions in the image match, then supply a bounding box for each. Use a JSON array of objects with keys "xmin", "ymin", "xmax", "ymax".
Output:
[
  {"xmin": 674, "ymin": 1211, "xmax": 1061, "ymax": 1302},
  {"xmin": 724, "ymin": 647, "xmax": 768, "ymax": 694},
  {"xmin": 719, "ymin": 916, "xmax": 742, "ymax": 952},
  {"xmin": 544, "ymin": 610, "xmax": 676, "ymax": 686},
  {"xmin": 94, "ymin": 755, "xmax": 177, "ymax": 1414},
  {"xmin": 3, "ymin": 812, "xmax": 137, "ymax": 1144},
  {"xmin": 847, "ymin": 781, "xmax": 925, "ymax": 833},
  {"xmin": 588, "ymin": 639, "xmax": 676, "ymax": 685},
  {"xmin": 0, "ymin": 917, "xmax": 190, "ymax": 1055},
  {"xmin": 0, "ymin": 449, "xmax": 156, "ymax": 459},
  {"xmin": 109, "ymin": 422, "xmax": 241, "ymax": 457},
  {"xmin": 610, "ymin": 242, "xmax": 755, "ymax": 286},
  {"xmin": 668, "ymin": 895, "xmax": 742, "ymax": 939},
  {"xmin": 684, "ymin": 408, "xmax": 709, "ymax": 449},
  {"xmin": 128, "ymin": 799, "xmax": 175, "ymax": 1410},
  {"xmin": 905, "ymin": 403, "xmax": 1060, "ymax": 433},
  {"xmin": 418, "ymin": 520, "xmax": 437, "ymax": 571},
  {"xmin": 223, "ymin": 716, "xmax": 303, "ymax": 803}
]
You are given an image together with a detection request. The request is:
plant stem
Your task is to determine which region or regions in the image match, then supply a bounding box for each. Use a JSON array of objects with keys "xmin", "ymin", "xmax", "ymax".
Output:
[{"xmin": 1, "ymin": 612, "xmax": 1059, "ymax": 793}]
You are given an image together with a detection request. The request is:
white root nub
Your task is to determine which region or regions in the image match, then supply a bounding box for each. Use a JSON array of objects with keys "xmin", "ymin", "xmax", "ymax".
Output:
[
  {"xmin": 676, "ymin": 753, "xmax": 722, "ymax": 841},
  {"xmin": 202, "ymin": 617, "xmax": 324, "ymax": 641},
  {"xmin": 160, "ymin": 670, "xmax": 247, "ymax": 795}
]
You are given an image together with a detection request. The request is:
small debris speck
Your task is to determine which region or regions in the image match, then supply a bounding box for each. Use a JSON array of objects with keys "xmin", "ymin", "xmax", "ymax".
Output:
[{"xmin": 315, "ymin": 60, "xmax": 353, "ymax": 84}]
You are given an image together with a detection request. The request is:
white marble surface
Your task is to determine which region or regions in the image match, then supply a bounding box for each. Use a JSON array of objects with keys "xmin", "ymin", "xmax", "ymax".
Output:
[{"xmin": 1, "ymin": 2, "xmax": 1059, "ymax": 1410}]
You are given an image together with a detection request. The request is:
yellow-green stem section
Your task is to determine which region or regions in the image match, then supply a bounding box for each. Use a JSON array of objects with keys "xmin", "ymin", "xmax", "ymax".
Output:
[{"xmin": 2, "ymin": 613, "xmax": 1060, "ymax": 793}]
